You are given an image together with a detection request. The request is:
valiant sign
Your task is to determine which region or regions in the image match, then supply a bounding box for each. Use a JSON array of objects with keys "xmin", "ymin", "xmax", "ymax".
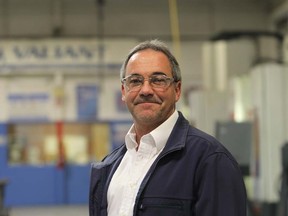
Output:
[{"xmin": 0, "ymin": 39, "xmax": 136, "ymax": 70}]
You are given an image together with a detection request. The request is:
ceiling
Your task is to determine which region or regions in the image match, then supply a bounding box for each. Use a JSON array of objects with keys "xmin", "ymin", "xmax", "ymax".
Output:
[{"xmin": 0, "ymin": 0, "xmax": 287, "ymax": 39}]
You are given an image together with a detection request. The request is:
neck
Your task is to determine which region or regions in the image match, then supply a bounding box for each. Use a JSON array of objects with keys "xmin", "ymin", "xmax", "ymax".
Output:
[{"xmin": 134, "ymin": 123, "xmax": 154, "ymax": 144}]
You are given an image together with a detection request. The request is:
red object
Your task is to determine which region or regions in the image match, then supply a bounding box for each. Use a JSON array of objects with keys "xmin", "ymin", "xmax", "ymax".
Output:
[{"xmin": 56, "ymin": 121, "xmax": 65, "ymax": 169}]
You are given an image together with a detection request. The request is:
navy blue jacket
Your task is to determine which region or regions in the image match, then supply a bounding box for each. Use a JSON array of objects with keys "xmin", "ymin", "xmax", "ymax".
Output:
[{"xmin": 89, "ymin": 112, "xmax": 247, "ymax": 216}]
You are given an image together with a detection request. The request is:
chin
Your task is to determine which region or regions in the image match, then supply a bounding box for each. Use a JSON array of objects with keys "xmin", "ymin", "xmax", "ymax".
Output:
[{"xmin": 139, "ymin": 112, "xmax": 163, "ymax": 123}]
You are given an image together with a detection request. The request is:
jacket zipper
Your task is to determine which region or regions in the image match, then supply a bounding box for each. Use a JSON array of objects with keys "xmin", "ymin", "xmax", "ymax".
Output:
[
  {"xmin": 139, "ymin": 203, "xmax": 183, "ymax": 210},
  {"xmin": 133, "ymin": 146, "xmax": 183, "ymax": 215}
]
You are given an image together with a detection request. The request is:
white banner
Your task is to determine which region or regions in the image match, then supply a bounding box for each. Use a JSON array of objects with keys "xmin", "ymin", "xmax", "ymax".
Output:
[
  {"xmin": 6, "ymin": 78, "xmax": 53, "ymax": 122},
  {"xmin": 0, "ymin": 38, "xmax": 136, "ymax": 71}
]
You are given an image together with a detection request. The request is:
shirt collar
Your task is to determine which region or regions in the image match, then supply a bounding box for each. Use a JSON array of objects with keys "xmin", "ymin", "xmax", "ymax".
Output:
[{"xmin": 125, "ymin": 110, "xmax": 179, "ymax": 152}]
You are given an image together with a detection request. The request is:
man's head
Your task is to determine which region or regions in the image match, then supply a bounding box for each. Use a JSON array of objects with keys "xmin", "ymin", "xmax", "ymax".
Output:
[
  {"xmin": 120, "ymin": 39, "xmax": 182, "ymax": 132},
  {"xmin": 120, "ymin": 39, "xmax": 181, "ymax": 82}
]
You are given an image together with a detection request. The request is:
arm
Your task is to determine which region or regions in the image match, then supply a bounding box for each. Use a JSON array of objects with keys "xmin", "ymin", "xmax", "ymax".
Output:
[{"xmin": 194, "ymin": 153, "xmax": 247, "ymax": 216}]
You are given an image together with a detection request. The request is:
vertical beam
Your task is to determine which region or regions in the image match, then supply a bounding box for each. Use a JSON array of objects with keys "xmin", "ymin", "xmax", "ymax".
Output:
[
  {"xmin": 51, "ymin": 0, "xmax": 63, "ymax": 36},
  {"xmin": 168, "ymin": 0, "xmax": 181, "ymax": 60}
]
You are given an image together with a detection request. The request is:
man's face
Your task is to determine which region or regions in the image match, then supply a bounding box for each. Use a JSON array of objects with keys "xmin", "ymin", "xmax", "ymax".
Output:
[{"xmin": 121, "ymin": 49, "xmax": 181, "ymax": 129}]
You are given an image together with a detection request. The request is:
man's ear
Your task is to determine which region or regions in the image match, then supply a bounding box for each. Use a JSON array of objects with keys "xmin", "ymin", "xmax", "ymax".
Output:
[
  {"xmin": 175, "ymin": 81, "xmax": 182, "ymax": 102},
  {"xmin": 121, "ymin": 85, "xmax": 126, "ymax": 101}
]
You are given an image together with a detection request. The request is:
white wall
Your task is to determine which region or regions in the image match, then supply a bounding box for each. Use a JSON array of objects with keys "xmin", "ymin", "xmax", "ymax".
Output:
[{"xmin": 250, "ymin": 63, "xmax": 287, "ymax": 202}]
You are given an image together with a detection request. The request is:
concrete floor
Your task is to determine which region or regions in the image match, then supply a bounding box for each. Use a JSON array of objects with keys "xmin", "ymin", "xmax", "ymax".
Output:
[
  {"xmin": 8, "ymin": 205, "xmax": 88, "ymax": 216},
  {"xmin": 4, "ymin": 204, "xmax": 265, "ymax": 216}
]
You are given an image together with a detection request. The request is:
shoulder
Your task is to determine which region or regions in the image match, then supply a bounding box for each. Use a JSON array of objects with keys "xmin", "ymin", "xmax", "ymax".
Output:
[
  {"xmin": 91, "ymin": 144, "xmax": 127, "ymax": 169},
  {"xmin": 185, "ymin": 126, "xmax": 244, "ymax": 181},
  {"xmin": 186, "ymin": 126, "xmax": 239, "ymax": 167},
  {"xmin": 173, "ymin": 112, "xmax": 235, "ymax": 161}
]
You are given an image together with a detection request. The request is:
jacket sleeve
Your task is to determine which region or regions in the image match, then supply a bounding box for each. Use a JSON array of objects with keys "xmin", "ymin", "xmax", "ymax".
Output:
[
  {"xmin": 194, "ymin": 153, "xmax": 247, "ymax": 216},
  {"xmin": 89, "ymin": 162, "xmax": 110, "ymax": 216}
]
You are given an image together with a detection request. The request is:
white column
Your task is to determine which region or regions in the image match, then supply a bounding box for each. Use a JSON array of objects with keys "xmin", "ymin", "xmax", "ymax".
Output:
[{"xmin": 250, "ymin": 63, "xmax": 287, "ymax": 202}]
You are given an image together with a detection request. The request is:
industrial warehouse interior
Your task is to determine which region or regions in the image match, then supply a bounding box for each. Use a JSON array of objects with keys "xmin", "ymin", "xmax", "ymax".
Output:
[{"xmin": 0, "ymin": 0, "xmax": 288, "ymax": 215}]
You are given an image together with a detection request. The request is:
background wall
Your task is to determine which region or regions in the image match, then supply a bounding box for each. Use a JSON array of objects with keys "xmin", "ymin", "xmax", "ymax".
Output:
[
  {"xmin": 0, "ymin": 0, "xmax": 288, "ymax": 211},
  {"xmin": 0, "ymin": 0, "xmax": 282, "ymax": 87}
]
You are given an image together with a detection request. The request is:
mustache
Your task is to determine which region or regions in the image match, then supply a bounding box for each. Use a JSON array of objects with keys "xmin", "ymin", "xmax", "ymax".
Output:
[{"xmin": 134, "ymin": 97, "xmax": 162, "ymax": 105}]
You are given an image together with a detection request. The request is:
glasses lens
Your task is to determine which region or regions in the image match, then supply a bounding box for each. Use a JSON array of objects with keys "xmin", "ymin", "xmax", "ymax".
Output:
[
  {"xmin": 150, "ymin": 75, "xmax": 171, "ymax": 87},
  {"xmin": 125, "ymin": 75, "xmax": 143, "ymax": 91},
  {"xmin": 122, "ymin": 74, "xmax": 174, "ymax": 92}
]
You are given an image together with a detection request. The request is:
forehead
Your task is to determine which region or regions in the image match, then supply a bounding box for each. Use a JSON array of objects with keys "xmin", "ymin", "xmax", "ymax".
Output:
[{"xmin": 126, "ymin": 49, "xmax": 172, "ymax": 76}]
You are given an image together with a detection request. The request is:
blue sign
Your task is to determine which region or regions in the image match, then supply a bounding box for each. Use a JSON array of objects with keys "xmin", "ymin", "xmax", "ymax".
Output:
[{"xmin": 76, "ymin": 85, "xmax": 98, "ymax": 121}]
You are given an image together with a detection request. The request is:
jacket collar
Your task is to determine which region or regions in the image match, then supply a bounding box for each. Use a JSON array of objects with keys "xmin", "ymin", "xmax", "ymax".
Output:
[
  {"xmin": 100, "ymin": 111, "xmax": 190, "ymax": 166},
  {"xmin": 160, "ymin": 111, "xmax": 190, "ymax": 153}
]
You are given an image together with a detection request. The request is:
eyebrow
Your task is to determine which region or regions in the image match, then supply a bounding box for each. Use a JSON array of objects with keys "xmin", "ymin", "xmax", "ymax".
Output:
[
  {"xmin": 126, "ymin": 71, "xmax": 169, "ymax": 78},
  {"xmin": 130, "ymin": 72, "xmax": 167, "ymax": 76},
  {"xmin": 152, "ymin": 71, "xmax": 167, "ymax": 76}
]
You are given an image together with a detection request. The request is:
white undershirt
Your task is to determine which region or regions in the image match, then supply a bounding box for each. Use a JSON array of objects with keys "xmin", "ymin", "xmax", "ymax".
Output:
[{"xmin": 107, "ymin": 111, "xmax": 179, "ymax": 216}]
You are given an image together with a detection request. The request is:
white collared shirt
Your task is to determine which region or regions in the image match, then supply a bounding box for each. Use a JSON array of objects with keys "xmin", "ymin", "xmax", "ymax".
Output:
[{"xmin": 107, "ymin": 110, "xmax": 179, "ymax": 216}]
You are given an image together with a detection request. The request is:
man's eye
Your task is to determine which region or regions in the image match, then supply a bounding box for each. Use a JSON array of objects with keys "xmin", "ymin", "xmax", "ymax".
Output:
[
  {"xmin": 152, "ymin": 77, "xmax": 165, "ymax": 83},
  {"xmin": 129, "ymin": 78, "xmax": 142, "ymax": 84}
]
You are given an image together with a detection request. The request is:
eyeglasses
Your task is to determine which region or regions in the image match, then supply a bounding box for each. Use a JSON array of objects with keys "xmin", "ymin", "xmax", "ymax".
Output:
[{"xmin": 121, "ymin": 74, "xmax": 175, "ymax": 92}]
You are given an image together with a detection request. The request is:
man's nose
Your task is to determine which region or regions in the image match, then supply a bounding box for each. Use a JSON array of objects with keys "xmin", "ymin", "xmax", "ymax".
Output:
[{"xmin": 139, "ymin": 80, "xmax": 154, "ymax": 95}]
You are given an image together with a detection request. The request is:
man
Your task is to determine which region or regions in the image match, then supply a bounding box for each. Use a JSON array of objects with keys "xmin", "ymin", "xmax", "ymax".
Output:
[{"xmin": 89, "ymin": 39, "xmax": 247, "ymax": 216}]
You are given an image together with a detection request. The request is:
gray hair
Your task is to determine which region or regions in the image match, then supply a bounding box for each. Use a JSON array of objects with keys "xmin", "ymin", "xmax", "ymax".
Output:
[{"xmin": 120, "ymin": 39, "xmax": 181, "ymax": 82}]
